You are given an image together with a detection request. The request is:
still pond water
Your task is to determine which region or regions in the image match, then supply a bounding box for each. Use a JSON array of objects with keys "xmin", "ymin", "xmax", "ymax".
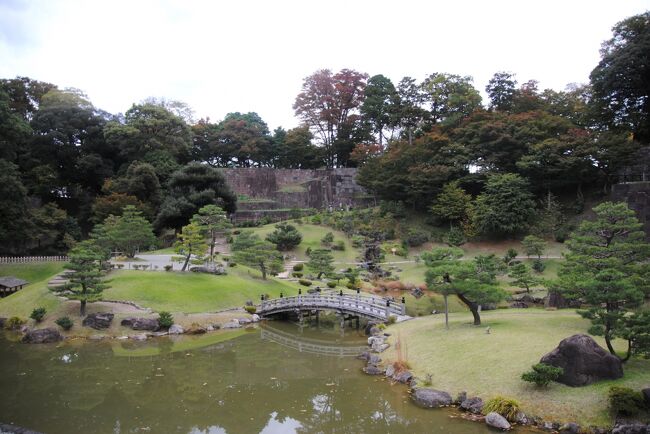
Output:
[{"xmin": 0, "ymin": 322, "xmax": 521, "ymax": 434}]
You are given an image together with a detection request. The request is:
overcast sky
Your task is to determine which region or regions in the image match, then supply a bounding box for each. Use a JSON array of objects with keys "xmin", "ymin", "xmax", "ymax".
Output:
[{"xmin": 1, "ymin": 0, "xmax": 649, "ymax": 130}]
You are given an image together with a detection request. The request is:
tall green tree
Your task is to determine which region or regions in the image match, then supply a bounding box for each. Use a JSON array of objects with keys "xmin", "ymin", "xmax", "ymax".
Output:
[
  {"xmin": 104, "ymin": 205, "xmax": 156, "ymax": 257},
  {"xmin": 421, "ymin": 73, "xmax": 482, "ymax": 126},
  {"xmin": 307, "ymin": 249, "xmax": 335, "ymax": 279},
  {"xmin": 361, "ymin": 74, "xmax": 398, "ymax": 147},
  {"xmin": 155, "ymin": 163, "xmax": 237, "ymax": 230},
  {"xmin": 508, "ymin": 263, "xmax": 541, "ymax": 293},
  {"xmin": 175, "ymin": 222, "xmax": 208, "ymax": 271},
  {"xmin": 395, "ymin": 77, "xmax": 428, "ymax": 145},
  {"xmin": 430, "ymin": 181, "xmax": 473, "ymax": 228},
  {"xmin": 51, "ymin": 240, "xmax": 108, "ymax": 316},
  {"xmin": 590, "ymin": 12, "xmax": 650, "ymax": 143},
  {"xmin": 485, "ymin": 71, "xmax": 517, "ymax": 112},
  {"xmin": 473, "ymin": 173, "xmax": 536, "ymax": 237},
  {"xmin": 191, "ymin": 205, "xmax": 231, "ymax": 262},
  {"xmin": 232, "ymin": 232, "xmax": 282, "ymax": 280},
  {"xmin": 423, "ymin": 248, "xmax": 506, "ymax": 326},
  {"xmin": 557, "ymin": 202, "xmax": 650, "ymax": 361}
]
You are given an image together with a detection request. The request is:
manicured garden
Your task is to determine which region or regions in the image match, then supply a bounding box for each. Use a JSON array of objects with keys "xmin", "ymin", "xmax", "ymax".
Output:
[{"xmin": 384, "ymin": 309, "xmax": 650, "ymax": 427}]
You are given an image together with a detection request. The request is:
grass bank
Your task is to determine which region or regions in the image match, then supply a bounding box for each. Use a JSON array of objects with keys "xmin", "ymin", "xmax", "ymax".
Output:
[
  {"xmin": 104, "ymin": 266, "xmax": 300, "ymax": 313},
  {"xmin": 384, "ymin": 309, "xmax": 650, "ymax": 427},
  {"xmin": 0, "ymin": 263, "xmax": 65, "ymax": 318}
]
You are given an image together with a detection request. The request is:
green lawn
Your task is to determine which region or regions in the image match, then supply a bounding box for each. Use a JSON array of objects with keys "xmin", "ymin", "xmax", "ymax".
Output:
[
  {"xmin": 385, "ymin": 309, "xmax": 650, "ymax": 427},
  {"xmin": 0, "ymin": 262, "xmax": 65, "ymax": 318},
  {"xmin": 243, "ymin": 223, "xmax": 360, "ymax": 263},
  {"xmin": 104, "ymin": 266, "xmax": 301, "ymax": 313}
]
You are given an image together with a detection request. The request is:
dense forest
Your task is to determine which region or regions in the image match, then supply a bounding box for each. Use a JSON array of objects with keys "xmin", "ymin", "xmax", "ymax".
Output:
[{"xmin": 0, "ymin": 11, "xmax": 648, "ymax": 255}]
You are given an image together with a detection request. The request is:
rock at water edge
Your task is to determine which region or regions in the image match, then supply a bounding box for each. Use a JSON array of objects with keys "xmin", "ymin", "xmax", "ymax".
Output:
[
  {"xmin": 410, "ymin": 388, "xmax": 452, "ymax": 408},
  {"xmin": 21, "ymin": 328, "xmax": 63, "ymax": 344},
  {"xmin": 485, "ymin": 412, "xmax": 511, "ymax": 430}
]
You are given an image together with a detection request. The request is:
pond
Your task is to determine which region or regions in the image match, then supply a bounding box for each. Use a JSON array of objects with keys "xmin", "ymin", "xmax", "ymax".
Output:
[{"xmin": 0, "ymin": 322, "xmax": 522, "ymax": 434}]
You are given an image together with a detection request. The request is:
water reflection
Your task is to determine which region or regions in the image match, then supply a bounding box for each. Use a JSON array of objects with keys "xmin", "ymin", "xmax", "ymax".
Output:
[{"xmin": 0, "ymin": 326, "xmax": 503, "ymax": 434}]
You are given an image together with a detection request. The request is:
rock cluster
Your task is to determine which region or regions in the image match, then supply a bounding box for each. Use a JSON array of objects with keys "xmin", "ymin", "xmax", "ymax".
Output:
[
  {"xmin": 21, "ymin": 328, "xmax": 63, "ymax": 344},
  {"xmin": 82, "ymin": 313, "xmax": 114, "ymax": 330},
  {"xmin": 410, "ymin": 388, "xmax": 452, "ymax": 408},
  {"xmin": 485, "ymin": 412, "xmax": 511, "ymax": 430},
  {"xmin": 120, "ymin": 317, "xmax": 160, "ymax": 331}
]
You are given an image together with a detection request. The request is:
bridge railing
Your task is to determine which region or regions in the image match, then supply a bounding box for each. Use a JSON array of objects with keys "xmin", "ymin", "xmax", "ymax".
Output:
[{"xmin": 258, "ymin": 293, "xmax": 405, "ymax": 319}]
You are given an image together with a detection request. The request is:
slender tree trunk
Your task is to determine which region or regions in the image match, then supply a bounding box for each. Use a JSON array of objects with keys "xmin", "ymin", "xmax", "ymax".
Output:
[
  {"xmin": 547, "ymin": 188, "xmax": 552, "ymax": 211},
  {"xmin": 456, "ymin": 292, "xmax": 481, "ymax": 325},
  {"xmin": 444, "ymin": 294, "xmax": 449, "ymax": 330},
  {"xmin": 621, "ymin": 339, "xmax": 632, "ymax": 363},
  {"xmin": 604, "ymin": 321, "xmax": 617, "ymax": 356},
  {"xmin": 182, "ymin": 253, "xmax": 191, "ymax": 271},
  {"xmin": 80, "ymin": 300, "xmax": 86, "ymax": 316},
  {"xmin": 260, "ymin": 262, "xmax": 267, "ymax": 280},
  {"xmin": 408, "ymin": 128, "xmax": 413, "ymax": 146},
  {"xmin": 210, "ymin": 233, "xmax": 216, "ymax": 263}
]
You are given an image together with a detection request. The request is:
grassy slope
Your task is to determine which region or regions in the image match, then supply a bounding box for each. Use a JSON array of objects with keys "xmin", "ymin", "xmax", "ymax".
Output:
[
  {"xmin": 0, "ymin": 263, "xmax": 65, "ymax": 318},
  {"xmin": 244, "ymin": 222, "xmax": 359, "ymax": 263},
  {"xmin": 385, "ymin": 309, "xmax": 650, "ymax": 427},
  {"xmin": 104, "ymin": 266, "xmax": 301, "ymax": 313}
]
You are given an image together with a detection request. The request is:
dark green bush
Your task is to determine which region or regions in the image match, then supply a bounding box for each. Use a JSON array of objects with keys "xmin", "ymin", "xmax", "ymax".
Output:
[
  {"xmin": 405, "ymin": 230, "xmax": 429, "ymax": 247},
  {"xmin": 164, "ymin": 265, "xmax": 173, "ymax": 271},
  {"xmin": 293, "ymin": 263, "xmax": 304, "ymax": 271},
  {"xmin": 55, "ymin": 316, "xmax": 73, "ymax": 331},
  {"xmin": 332, "ymin": 240, "xmax": 345, "ymax": 251},
  {"xmin": 609, "ymin": 387, "xmax": 644, "ymax": 416},
  {"xmin": 327, "ymin": 281, "xmax": 337, "ymax": 288},
  {"xmin": 229, "ymin": 262, "xmax": 237, "ymax": 267},
  {"xmin": 244, "ymin": 306, "xmax": 257, "ymax": 314},
  {"xmin": 346, "ymin": 282, "xmax": 355, "ymax": 289},
  {"xmin": 532, "ymin": 259, "xmax": 546, "ymax": 273},
  {"xmin": 292, "ymin": 272, "xmax": 303, "ymax": 278},
  {"xmin": 351, "ymin": 235, "xmax": 365, "ymax": 248},
  {"xmin": 158, "ymin": 311, "xmax": 174, "ymax": 328},
  {"xmin": 321, "ymin": 232, "xmax": 334, "ymax": 246},
  {"xmin": 30, "ymin": 307, "xmax": 47, "ymax": 323},
  {"xmin": 444, "ymin": 227, "xmax": 466, "ymax": 247},
  {"xmin": 299, "ymin": 279, "xmax": 312, "ymax": 286},
  {"xmin": 521, "ymin": 363, "xmax": 563, "ymax": 387}
]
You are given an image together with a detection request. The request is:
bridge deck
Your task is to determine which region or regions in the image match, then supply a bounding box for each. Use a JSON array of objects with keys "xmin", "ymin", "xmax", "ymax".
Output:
[{"xmin": 258, "ymin": 293, "xmax": 411, "ymax": 322}]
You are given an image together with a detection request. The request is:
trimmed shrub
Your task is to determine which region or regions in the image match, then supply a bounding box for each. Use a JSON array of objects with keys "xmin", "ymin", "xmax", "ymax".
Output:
[
  {"xmin": 244, "ymin": 306, "xmax": 257, "ymax": 314},
  {"xmin": 158, "ymin": 311, "xmax": 174, "ymax": 329},
  {"xmin": 30, "ymin": 307, "xmax": 47, "ymax": 323},
  {"xmin": 55, "ymin": 316, "xmax": 73, "ymax": 331},
  {"xmin": 609, "ymin": 387, "xmax": 644, "ymax": 416},
  {"xmin": 327, "ymin": 281, "xmax": 337, "ymax": 288},
  {"xmin": 332, "ymin": 240, "xmax": 346, "ymax": 251},
  {"xmin": 405, "ymin": 230, "xmax": 429, "ymax": 247},
  {"xmin": 521, "ymin": 363, "xmax": 563, "ymax": 387},
  {"xmin": 311, "ymin": 215, "xmax": 322, "ymax": 225},
  {"xmin": 482, "ymin": 396, "xmax": 521, "ymax": 421},
  {"xmin": 387, "ymin": 315, "xmax": 397, "ymax": 324},
  {"xmin": 299, "ymin": 279, "xmax": 312, "ymax": 286},
  {"xmin": 351, "ymin": 235, "xmax": 365, "ymax": 248},
  {"xmin": 164, "ymin": 265, "xmax": 173, "ymax": 271},
  {"xmin": 321, "ymin": 232, "xmax": 334, "ymax": 246},
  {"xmin": 444, "ymin": 227, "xmax": 466, "ymax": 247},
  {"xmin": 293, "ymin": 263, "xmax": 304, "ymax": 271},
  {"xmin": 229, "ymin": 262, "xmax": 237, "ymax": 267},
  {"xmin": 292, "ymin": 272, "xmax": 303, "ymax": 278},
  {"xmin": 346, "ymin": 282, "xmax": 355, "ymax": 290},
  {"xmin": 532, "ymin": 259, "xmax": 546, "ymax": 273}
]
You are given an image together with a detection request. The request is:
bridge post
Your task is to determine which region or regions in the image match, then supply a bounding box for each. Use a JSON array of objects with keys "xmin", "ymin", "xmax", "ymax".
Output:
[
  {"xmin": 401, "ymin": 296, "xmax": 406, "ymax": 315},
  {"xmin": 385, "ymin": 299, "xmax": 390, "ymax": 320}
]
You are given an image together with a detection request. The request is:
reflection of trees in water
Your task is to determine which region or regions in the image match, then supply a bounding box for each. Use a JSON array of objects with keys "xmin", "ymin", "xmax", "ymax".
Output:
[{"xmin": 0, "ymin": 334, "xmax": 486, "ymax": 434}]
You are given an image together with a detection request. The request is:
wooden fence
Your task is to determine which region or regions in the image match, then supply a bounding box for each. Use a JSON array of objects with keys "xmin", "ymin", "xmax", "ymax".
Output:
[{"xmin": 0, "ymin": 256, "xmax": 68, "ymax": 264}]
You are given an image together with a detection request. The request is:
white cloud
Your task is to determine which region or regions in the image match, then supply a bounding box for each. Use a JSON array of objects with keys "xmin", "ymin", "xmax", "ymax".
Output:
[{"xmin": 1, "ymin": 0, "xmax": 649, "ymax": 130}]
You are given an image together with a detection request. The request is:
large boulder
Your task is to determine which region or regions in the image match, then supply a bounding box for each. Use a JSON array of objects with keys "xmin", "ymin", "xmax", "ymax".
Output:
[
  {"xmin": 82, "ymin": 313, "xmax": 114, "ymax": 330},
  {"xmin": 410, "ymin": 388, "xmax": 452, "ymax": 408},
  {"xmin": 545, "ymin": 291, "xmax": 567, "ymax": 309},
  {"xmin": 121, "ymin": 317, "xmax": 160, "ymax": 331},
  {"xmin": 168, "ymin": 324, "xmax": 184, "ymax": 335},
  {"xmin": 540, "ymin": 334, "xmax": 623, "ymax": 386},
  {"xmin": 22, "ymin": 328, "xmax": 63, "ymax": 344},
  {"xmin": 392, "ymin": 370, "xmax": 413, "ymax": 384},
  {"xmin": 485, "ymin": 412, "xmax": 511, "ymax": 430},
  {"xmin": 363, "ymin": 364, "xmax": 384, "ymax": 375}
]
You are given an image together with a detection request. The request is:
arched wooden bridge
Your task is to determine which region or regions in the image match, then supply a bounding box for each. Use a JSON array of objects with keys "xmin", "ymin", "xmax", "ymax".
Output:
[
  {"xmin": 260, "ymin": 324, "xmax": 368, "ymax": 357},
  {"xmin": 257, "ymin": 292, "xmax": 411, "ymax": 322}
]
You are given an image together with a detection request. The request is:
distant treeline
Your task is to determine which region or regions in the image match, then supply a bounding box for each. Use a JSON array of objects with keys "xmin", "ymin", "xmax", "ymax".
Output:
[{"xmin": 0, "ymin": 12, "xmax": 647, "ymax": 254}]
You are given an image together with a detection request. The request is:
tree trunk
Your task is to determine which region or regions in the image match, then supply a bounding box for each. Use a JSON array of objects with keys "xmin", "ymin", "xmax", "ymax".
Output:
[
  {"xmin": 209, "ymin": 234, "xmax": 216, "ymax": 263},
  {"xmin": 456, "ymin": 292, "xmax": 481, "ymax": 325},
  {"xmin": 80, "ymin": 300, "xmax": 86, "ymax": 317},
  {"xmin": 621, "ymin": 339, "xmax": 632, "ymax": 363},
  {"xmin": 182, "ymin": 253, "xmax": 191, "ymax": 271},
  {"xmin": 444, "ymin": 294, "xmax": 449, "ymax": 330},
  {"xmin": 260, "ymin": 262, "xmax": 267, "ymax": 280}
]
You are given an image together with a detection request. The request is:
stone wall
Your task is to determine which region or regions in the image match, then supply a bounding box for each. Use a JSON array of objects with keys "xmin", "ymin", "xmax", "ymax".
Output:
[
  {"xmin": 611, "ymin": 181, "xmax": 650, "ymax": 240},
  {"xmin": 220, "ymin": 168, "xmax": 374, "ymax": 222}
]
